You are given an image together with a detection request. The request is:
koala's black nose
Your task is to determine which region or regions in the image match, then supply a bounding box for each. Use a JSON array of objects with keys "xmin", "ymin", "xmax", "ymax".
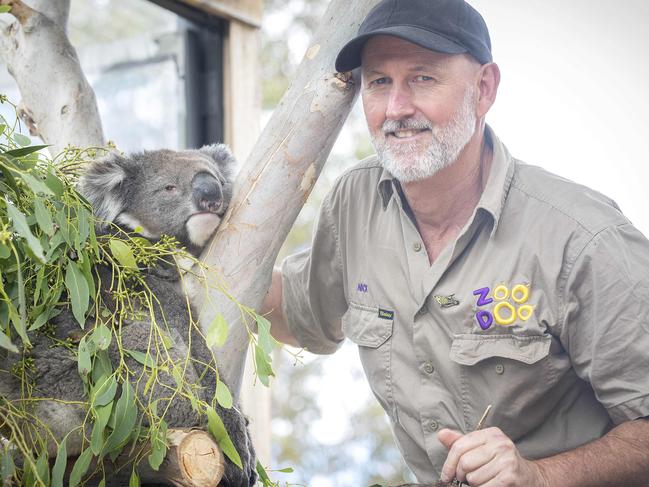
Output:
[{"xmin": 192, "ymin": 172, "xmax": 223, "ymax": 213}]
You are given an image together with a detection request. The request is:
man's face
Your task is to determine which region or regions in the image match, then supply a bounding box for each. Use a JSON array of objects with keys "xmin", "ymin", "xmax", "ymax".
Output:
[{"xmin": 361, "ymin": 36, "xmax": 480, "ymax": 182}]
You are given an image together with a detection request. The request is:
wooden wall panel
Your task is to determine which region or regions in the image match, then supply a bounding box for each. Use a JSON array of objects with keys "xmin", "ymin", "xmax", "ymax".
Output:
[{"xmin": 178, "ymin": 0, "xmax": 262, "ymax": 27}]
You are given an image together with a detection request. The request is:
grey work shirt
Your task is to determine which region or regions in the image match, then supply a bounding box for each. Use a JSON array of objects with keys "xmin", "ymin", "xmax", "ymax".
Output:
[{"xmin": 281, "ymin": 127, "xmax": 649, "ymax": 482}]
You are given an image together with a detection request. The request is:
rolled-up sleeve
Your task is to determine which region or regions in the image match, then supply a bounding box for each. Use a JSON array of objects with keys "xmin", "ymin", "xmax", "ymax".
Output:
[
  {"xmin": 281, "ymin": 194, "xmax": 347, "ymax": 354},
  {"xmin": 560, "ymin": 222, "xmax": 649, "ymax": 424}
]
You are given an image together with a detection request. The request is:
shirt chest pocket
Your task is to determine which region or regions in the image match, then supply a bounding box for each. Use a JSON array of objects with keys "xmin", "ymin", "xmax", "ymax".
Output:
[
  {"xmin": 449, "ymin": 333, "xmax": 558, "ymax": 439},
  {"xmin": 342, "ymin": 302, "xmax": 396, "ymax": 417},
  {"xmin": 342, "ymin": 302, "xmax": 393, "ymax": 348}
]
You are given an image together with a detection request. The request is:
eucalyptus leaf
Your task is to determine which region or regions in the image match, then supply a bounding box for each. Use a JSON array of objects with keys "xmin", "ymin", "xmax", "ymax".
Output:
[
  {"xmin": 19, "ymin": 171, "xmax": 54, "ymax": 196},
  {"xmin": 44, "ymin": 168, "xmax": 65, "ymax": 196},
  {"xmin": 34, "ymin": 450, "xmax": 50, "ymax": 487},
  {"xmin": 216, "ymin": 380, "xmax": 233, "ymax": 409},
  {"xmin": 12, "ymin": 133, "xmax": 32, "ymax": 147},
  {"xmin": 78, "ymin": 336, "xmax": 92, "ymax": 378},
  {"xmin": 256, "ymin": 315, "xmax": 275, "ymax": 355},
  {"xmin": 171, "ymin": 364, "xmax": 184, "ymax": 391},
  {"xmin": 28, "ymin": 309, "xmax": 51, "ymax": 332},
  {"xmin": 51, "ymin": 435, "xmax": 68, "ymax": 487},
  {"xmin": 125, "ymin": 349, "xmax": 155, "ymax": 369},
  {"xmin": 129, "ymin": 469, "xmax": 140, "ymax": 487},
  {"xmin": 92, "ymin": 323, "xmax": 112, "ymax": 351},
  {"xmin": 206, "ymin": 406, "xmax": 242, "ymax": 469},
  {"xmin": 254, "ymin": 344, "xmax": 274, "ymax": 387},
  {"xmin": 206, "ymin": 313, "xmax": 228, "ymax": 348},
  {"xmin": 80, "ymin": 252, "xmax": 96, "ymax": 302},
  {"xmin": 92, "ymin": 375, "xmax": 118, "ymax": 407},
  {"xmin": 69, "ymin": 447, "xmax": 93, "ymax": 487},
  {"xmin": 109, "ymin": 240, "xmax": 137, "ymax": 269},
  {"xmin": 65, "ymin": 259, "xmax": 90, "ymax": 327},
  {"xmin": 92, "ymin": 350, "xmax": 113, "ymax": 385},
  {"xmin": 0, "ymin": 242, "xmax": 11, "ymax": 259},
  {"xmin": 103, "ymin": 380, "xmax": 137, "ymax": 454},
  {"xmin": 4, "ymin": 144, "xmax": 49, "ymax": 157},
  {"xmin": 5, "ymin": 199, "xmax": 45, "ymax": 262},
  {"xmin": 9, "ymin": 262, "xmax": 29, "ymax": 347},
  {"xmin": 0, "ymin": 331, "xmax": 18, "ymax": 353},
  {"xmin": 91, "ymin": 402, "xmax": 114, "ymax": 455},
  {"xmin": 75, "ymin": 206, "xmax": 91, "ymax": 252},
  {"xmin": 34, "ymin": 198, "xmax": 55, "ymax": 236},
  {"xmin": 256, "ymin": 461, "xmax": 272, "ymax": 483},
  {"xmin": 0, "ymin": 448, "xmax": 16, "ymax": 482},
  {"xmin": 147, "ymin": 421, "xmax": 168, "ymax": 471}
]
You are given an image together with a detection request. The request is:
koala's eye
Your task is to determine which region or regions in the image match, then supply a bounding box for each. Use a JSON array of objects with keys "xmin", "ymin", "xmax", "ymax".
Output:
[{"xmin": 164, "ymin": 184, "xmax": 177, "ymax": 192}]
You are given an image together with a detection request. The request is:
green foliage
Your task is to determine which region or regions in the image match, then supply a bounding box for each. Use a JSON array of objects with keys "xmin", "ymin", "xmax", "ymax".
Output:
[{"xmin": 0, "ymin": 100, "xmax": 277, "ymax": 486}]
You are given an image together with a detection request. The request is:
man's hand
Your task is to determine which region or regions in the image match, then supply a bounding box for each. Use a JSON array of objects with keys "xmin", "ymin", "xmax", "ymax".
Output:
[{"xmin": 437, "ymin": 428, "xmax": 549, "ymax": 487}]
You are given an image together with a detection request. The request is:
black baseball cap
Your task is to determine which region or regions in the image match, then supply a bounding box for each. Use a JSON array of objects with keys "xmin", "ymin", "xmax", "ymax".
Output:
[{"xmin": 335, "ymin": 0, "xmax": 492, "ymax": 72}]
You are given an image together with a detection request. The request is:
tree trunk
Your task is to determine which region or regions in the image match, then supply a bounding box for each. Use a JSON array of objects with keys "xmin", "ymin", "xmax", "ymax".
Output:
[
  {"xmin": 190, "ymin": 0, "xmax": 381, "ymax": 398},
  {"xmin": 0, "ymin": 0, "xmax": 104, "ymax": 156}
]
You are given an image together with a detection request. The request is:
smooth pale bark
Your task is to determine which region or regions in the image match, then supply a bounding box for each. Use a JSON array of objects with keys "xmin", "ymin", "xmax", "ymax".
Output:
[
  {"xmin": 0, "ymin": 0, "xmax": 104, "ymax": 156},
  {"xmin": 190, "ymin": 0, "xmax": 381, "ymax": 398}
]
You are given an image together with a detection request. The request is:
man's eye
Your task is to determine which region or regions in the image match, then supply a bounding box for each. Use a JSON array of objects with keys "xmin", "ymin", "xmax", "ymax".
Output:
[
  {"xmin": 414, "ymin": 75, "xmax": 434, "ymax": 82},
  {"xmin": 369, "ymin": 77, "xmax": 389, "ymax": 86}
]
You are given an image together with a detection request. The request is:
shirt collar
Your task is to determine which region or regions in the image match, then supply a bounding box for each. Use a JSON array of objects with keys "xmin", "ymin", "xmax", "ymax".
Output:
[{"xmin": 376, "ymin": 125, "xmax": 514, "ymax": 235}]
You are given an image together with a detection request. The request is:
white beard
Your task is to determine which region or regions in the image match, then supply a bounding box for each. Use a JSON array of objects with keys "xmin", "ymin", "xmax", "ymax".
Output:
[{"xmin": 371, "ymin": 86, "xmax": 478, "ymax": 183}]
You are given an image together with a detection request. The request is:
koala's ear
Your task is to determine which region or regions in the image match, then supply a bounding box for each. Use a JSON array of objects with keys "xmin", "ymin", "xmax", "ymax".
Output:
[
  {"xmin": 199, "ymin": 143, "xmax": 237, "ymax": 181},
  {"xmin": 78, "ymin": 153, "xmax": 129, "ymax": 228}
]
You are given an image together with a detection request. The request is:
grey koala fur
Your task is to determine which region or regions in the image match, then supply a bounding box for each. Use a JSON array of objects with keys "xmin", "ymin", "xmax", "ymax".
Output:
[{"xmin": 0, "ymin": 145, "xmax": 256, "ymax": 486}]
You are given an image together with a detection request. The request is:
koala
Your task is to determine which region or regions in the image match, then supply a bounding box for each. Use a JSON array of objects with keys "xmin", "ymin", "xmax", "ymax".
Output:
[{"xmin": 0, "ymin": 145, "xmax": 256, "ymax": 487}]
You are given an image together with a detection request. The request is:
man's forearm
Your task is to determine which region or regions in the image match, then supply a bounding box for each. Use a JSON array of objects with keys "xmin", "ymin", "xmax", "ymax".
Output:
[
  {"xmin": 535, "ymin": 418, "xmax": 649, "ymax": 487},
  {"xmin": 262, "ymin": 267, "xmax": 300, "ymax": 347}
]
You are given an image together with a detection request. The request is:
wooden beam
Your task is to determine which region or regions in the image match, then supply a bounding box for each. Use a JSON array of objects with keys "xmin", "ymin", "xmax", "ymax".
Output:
[
  {"xmin": 223, "ymin": 19, "xmax": 261, "ymax": 162},
  {"xmin": 176, "ymin": 0, "xmax": 262, "ymax": 27}
]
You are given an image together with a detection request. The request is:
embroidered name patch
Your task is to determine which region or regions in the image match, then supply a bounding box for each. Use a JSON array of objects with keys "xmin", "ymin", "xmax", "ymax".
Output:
[
  {"xmin": 357, "ymin": 283, "xmax": 368, "ymax": 293},
  {"xmin": 378, "ymin": 308, "xmax": 394, "ymax": 320},
  {"xmin": 472, "ymin": 284, "xmax": 534, "ymax": 330}
]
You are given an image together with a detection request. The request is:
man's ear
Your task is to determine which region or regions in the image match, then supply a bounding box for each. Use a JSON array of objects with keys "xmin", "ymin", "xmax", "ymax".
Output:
[
  {"xmin": 78, "ymin": 152, "xmax": 128, "ymax": 228},
  {"xmin": 476, "ymin": 62, "xmax": 500, "ymax": 119}
]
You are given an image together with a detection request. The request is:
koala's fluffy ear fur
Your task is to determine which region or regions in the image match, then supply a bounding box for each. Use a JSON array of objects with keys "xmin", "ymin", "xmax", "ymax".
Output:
[
  {"xmin": 78, "ymin": 153, "xmax": 130, "ymax": 231},
  {"xmin": 199, "ymin": 144, "xmax": 236, "ymax": 181}
]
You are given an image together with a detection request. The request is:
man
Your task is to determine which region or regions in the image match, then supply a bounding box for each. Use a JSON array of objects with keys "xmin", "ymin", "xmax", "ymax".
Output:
[{"xmin": 263, "ymin": 0, "xmax": 649, "ymax": 485}]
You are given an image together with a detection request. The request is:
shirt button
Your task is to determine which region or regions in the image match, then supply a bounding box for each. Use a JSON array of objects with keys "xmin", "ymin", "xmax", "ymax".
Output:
[
  {"xmin": 426, "ymin": 419, "xmax": 439, "ymax": 431},
  {"xmin": 413, "ymin": 242, "xmax": 422, "ymax": 252},
  {"xmin": 495, "ymin": 364, "xmax": 505, "ymax": 375},
  {"xmin": 423, "ymin": 362, "xmax": 434, "ymax": 374}
]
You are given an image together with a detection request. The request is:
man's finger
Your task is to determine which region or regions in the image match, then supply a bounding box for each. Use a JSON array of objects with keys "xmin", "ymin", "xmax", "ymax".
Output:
[
  {"xmin": 455, "ymin": 444, "xmax": 497, "ymax": 482},
  {"xmin": 438, "ymin": 429, "xmax": 491, "ymax": 482},
  {"xmin": 437, "ymin": 428, "xmax": 463, "ymax": 450}
]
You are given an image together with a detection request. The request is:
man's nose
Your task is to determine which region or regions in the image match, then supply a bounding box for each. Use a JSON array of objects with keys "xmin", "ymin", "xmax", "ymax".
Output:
[{"xmin": 385, "ymin": 84, "xmax": 416, "ymax": 120}]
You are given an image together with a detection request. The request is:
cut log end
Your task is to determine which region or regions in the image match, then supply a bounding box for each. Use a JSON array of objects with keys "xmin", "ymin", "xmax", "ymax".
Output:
[{"xmin": 173, "ymin": 429, "xmax": 225, "ymax": 487}]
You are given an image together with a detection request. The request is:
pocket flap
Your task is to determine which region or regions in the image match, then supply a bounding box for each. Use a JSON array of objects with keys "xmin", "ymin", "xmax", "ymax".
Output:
[
  {"xmin": 342, "ymin": 302, "xmax": 393, "ymax": 348},
  {"xmin": 450, "ymin": 334, "xmax": 551, "ymax": 366}
]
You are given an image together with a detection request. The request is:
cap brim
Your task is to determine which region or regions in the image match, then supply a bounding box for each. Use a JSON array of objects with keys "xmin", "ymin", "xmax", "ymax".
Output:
[{"xmin": 335, "ymin": 25, "xmax": 467, "ymax": 72}]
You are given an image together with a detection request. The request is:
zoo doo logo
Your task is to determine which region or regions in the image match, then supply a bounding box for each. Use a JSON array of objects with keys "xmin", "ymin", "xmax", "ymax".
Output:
[{"xmin": 472, "ymin": 284, "xmax": 534, "ymax": 330}]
